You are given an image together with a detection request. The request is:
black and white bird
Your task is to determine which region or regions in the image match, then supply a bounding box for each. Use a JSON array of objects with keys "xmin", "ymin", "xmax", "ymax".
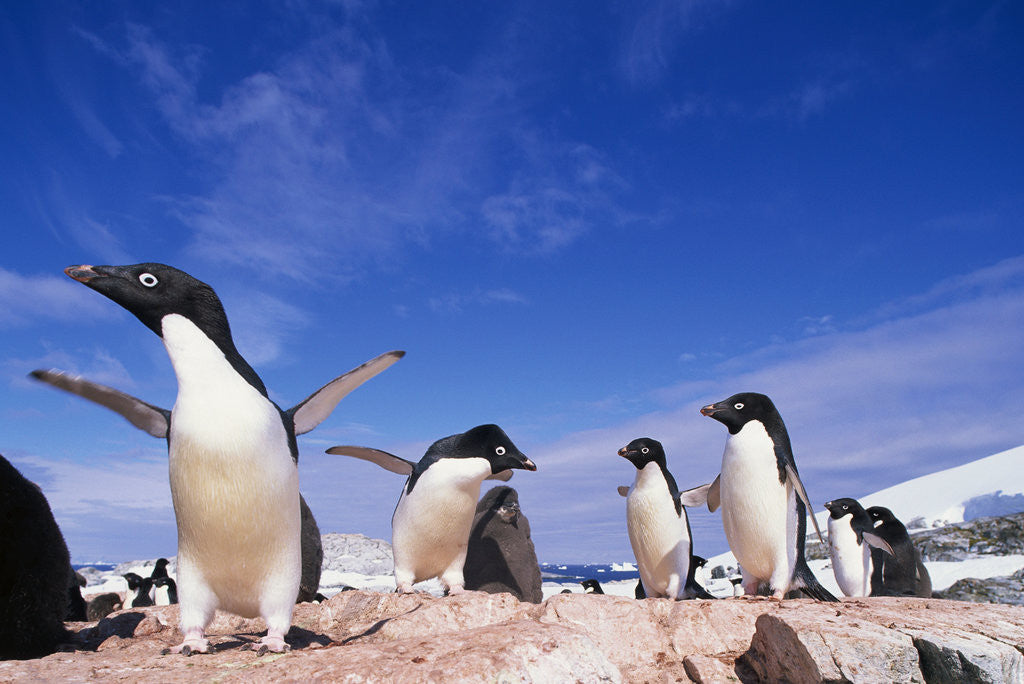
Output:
[
  {"xmin": 701, "ymin": 393, "xmax": 836, "ymax": 601},
  {"xmin": 866, "ymin": 506, "xmax": 930, "ymax": 597},
  {"xmin": 327, "ymin": 424, "xmax": 536, "ymax": 595},
  {"xmin": 823, "ymin": 498, "xmax": 892, "ymax": 597},
  {"xmin": 616, "ymin": 438, "xmax": 712, "ymax": 600},
  {"xmin": 36, "ymin": 263, "xmax": 403, "ymax": 656}
]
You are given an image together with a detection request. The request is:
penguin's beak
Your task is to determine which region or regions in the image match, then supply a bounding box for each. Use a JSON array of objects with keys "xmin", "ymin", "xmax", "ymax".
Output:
[
  {"xmin": 519, "ymin": 457, "xmax": 537, "ymax": 471},
  {"xmin": 65, "ymin": 264, "xmax": 99, "ymax": 282},
  {"xmin": 700, "ymin": 403, "xmax": 722, "ymax": 416}
]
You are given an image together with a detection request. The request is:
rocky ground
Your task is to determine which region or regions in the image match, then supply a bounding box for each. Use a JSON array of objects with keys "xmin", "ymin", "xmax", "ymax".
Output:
[{"xmin": 2, "ymin": 591, "xmax": 1022, "ymax": 682}]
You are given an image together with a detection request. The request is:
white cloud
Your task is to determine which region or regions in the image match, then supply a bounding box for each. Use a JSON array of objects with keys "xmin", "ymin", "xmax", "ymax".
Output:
[{"xmin": 428, "ymin": 288, "xmax": 528, "ymax": 314}]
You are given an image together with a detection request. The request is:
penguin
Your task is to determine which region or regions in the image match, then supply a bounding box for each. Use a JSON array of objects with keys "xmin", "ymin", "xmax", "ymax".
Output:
[
  {"xmin": 580, "ymin": 579, "xmax": 605, "ymax": 594},
  {"xmin": 463, "ymin": 486, "xmax": 543, "ymax": 603},
  {"xmin": 700, "ymin": 393, "xmax": 837, "ymax": 601},
  {"xmin": 86, "ymin": 593, "xmax": 123, "ymax": 621},
  {"xmin": 865, "ymin": 506, "xmax": 924, "ymax": 597},
  {"xmin": 152, "ymin": 576, "xmax": 179, "ymax": 605},
  {"xmin": 150, "ymin": 558, "xmax": 170, "ymax": 581},
  {"xmin": 823, "ymin": 498, "xmax": 893, "ymax": 597},
  {"xmin": 38, "ymin": 263, "xmax": 404, "ymax": 656},
  {"xmin": 327, "ymin": 424, "xmax": 536, "ymax": 594},
  {"xmin": 123, "ymin": 573, "xmax": 154, "ymax": 608},
  {"xmin": 729, "ymin": 576, "xmax": 745, "ymax": 597},
  {"xmin": 0, "ymin": 454, "xmax": 71, "ymax": 659},
  {"xmin": 686, "ymin": 555, "xmax": 715, "ymax": 600},
  {"xmin": 617, "ymin": 438, "xmax": 712, "ymax": 600}
]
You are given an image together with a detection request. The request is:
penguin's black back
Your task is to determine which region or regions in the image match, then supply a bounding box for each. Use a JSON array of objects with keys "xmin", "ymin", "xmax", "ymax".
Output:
[{"xmin": 0, "ymin": 455, "xmax": 70, "ymax": 659}]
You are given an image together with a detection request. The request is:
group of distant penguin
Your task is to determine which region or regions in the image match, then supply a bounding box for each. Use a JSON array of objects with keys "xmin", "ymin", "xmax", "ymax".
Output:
[{"xmin": 0, "ymin": 262, "xmax": 929, "ymax": 661}]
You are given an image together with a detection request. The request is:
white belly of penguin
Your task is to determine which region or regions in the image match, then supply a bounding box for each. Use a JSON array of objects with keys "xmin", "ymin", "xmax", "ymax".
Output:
[
  {"xmin": 163, "ymin": 315, "xmax": 300, "ymax": 618},
  {"xmin": 391, "ymin": 458, "xmax": 491, "ymax": 583},
  {"xmin": 719, "ymin": 422, "xmax": 795, "ymax": 583},
  {"xmin": 828, "ymin": 516, "xmax": 870, "ymax": 597},
  {"xmin": 625, "ymin": 463, "xmax": 689, "ymax": 598}
]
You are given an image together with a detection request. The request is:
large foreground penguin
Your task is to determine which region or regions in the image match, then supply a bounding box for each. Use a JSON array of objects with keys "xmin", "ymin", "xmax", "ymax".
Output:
[
  {"xmin": 44, "ymin": 263, "xmax": 403, "ymax": 655},
  {"xmin": 701, "ymin": 393, "xmax": 837, "ymax": 601},
  {"xmin": 327, "ymin": 425, "xmax": 536, "ymax": 594}
]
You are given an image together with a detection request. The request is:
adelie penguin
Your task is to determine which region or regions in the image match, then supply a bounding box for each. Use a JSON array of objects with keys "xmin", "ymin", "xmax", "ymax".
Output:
[
  {"xmin": 35, "ymin": 263, "xmax": 404, "ymax": 656},
  {"xmin": 701, "ymin": 393, "xmax": 837, "ymax": 601},
  {"xmin": 327, "ymin": 424, "xmax": 536, "ymax": 594},
  {"xmin": 866, "ymin": 506, "xmax": 931, "ymax": 597},
  {"xmin": 152, "ymin": 576, "xmax": 179, "ymax": 605},
  {"xmin": 616, "ymin": 438, "xmax": 713, "ymax": 600},
  {"xmin": 824, "ymin": 498, "xmax": 893, "ymax": 597},
  {"xmin": 122, "ymin": 573, "xmax": 154, "ymax": 608}
]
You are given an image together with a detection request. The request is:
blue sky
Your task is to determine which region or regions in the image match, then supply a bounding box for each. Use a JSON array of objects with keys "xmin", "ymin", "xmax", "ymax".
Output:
[{"xmin": 2, "ymin": 1, "xmax": 1022, "ymax": 565}]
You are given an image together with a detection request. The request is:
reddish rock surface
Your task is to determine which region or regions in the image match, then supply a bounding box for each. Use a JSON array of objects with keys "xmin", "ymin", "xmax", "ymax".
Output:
[{"xmin": 1, "ymin": 592, "xmax": 1022, "ymax": 682}]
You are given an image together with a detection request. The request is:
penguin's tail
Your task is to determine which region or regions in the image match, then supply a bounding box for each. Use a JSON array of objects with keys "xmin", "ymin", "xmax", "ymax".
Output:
[{"xmin": 794, "ymin": 560, "xmax": 839, "ymax": 602}]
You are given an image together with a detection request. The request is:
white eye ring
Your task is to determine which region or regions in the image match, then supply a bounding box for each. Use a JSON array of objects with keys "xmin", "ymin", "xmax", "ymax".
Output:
[
  {"xmin": 495, "ymin": 446, "xmax": 506, "ymax": 456},
  {"xmin": 641, "ymin": 447, "xmax": 649, "ymax": 454},
  {"xmin": 139, "ymin": 273, "xmax": 159, "ymax": 288},
  {"xmin": 734, "ymin": 402, "xmax": 744, "ymax": 410}
]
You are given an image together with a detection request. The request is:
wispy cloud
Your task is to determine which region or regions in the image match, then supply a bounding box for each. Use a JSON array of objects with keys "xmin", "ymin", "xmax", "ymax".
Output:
[
  {"xmin": 428, "ymin": 288, "xmax": 527, "ymax": 314},
  {"xmin": 220, "ymin": 290, "xmax": 310, "ymax": 367},
  {"xmin": 618, "ymin": 0, "xmax": 725, "ymax": 86}
]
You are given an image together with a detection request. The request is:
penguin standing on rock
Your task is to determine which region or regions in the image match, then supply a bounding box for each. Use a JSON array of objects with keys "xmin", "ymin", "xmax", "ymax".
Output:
[
  {"xmin": 123, "ymin": 573, "xmax": 154, "ymax": 608},
  {"xmin": 36, "ymin": 263, "xmax": 403, "ymax": 656},
  {"xmin": 701, "ymin": 393, "xmax": 837, "ymax": 601},
  {"xmin": 866, "ymin": 506, "xmax": 930, "ymax": 597},
  {"xmin": 824, "ymin": 498, "xmax": 893, "ymax": 597},
  {"xmin": 152, "ymin": 577, "xmax": 179, "ymax": 605},
  {"xmin": 327, "ymin": 424, "xmax": 536, "ymax": 594},
  {"xmin": 617, "ymin": 438, "xmax": 711, "ymax": 600}
]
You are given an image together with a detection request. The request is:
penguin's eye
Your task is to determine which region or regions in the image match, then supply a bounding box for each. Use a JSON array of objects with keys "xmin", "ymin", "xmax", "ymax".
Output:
[
  {"xmin": 842, "ymin": 505, "xmax": 848, "ymax": 510},
  {"xmin": 139, "ymin": 273, "xmax": 159, "ymax": 288},
  {"xmin": 734, "ymin": 402, "xmax": 744, "ymax": 410},
  {"xmin": 641, "ymin": 447, "xmax": 649, "ymax": 454},
  {"xmin": 495, "ymin": 446, "xmax": 506, "ymax": 456}
]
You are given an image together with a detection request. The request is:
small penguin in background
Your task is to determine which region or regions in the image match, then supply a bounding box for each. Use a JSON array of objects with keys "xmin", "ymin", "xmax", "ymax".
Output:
[
  {"xmin": 86, "ymin": 593, "xmax": 123, "ymax": 621},
  {"xmin": 686, "ymin": 555, "xmax": 715, "ymax": 600},
  {"xmin": 152, "ymin": 577, "xmax": 179, "ymax": 605},
  {"xmin": 701, "ymin": 393, "xmax": 837, "ymax": 601},
  {"xmin": 581, "ymin": 579, "xmax": 605, "ymax": 594},
  {"xmin": 866, "ymin": 506, "xmax": 930, "ymax": 597},
  {"xmin": 463, "ymin": 486, "xmax": 543, "ymax": 603},
  {"xmin": 150, "ymin": 558, "xmax": 170, "ymax": 581},
  {"xmin": 0, "ymin": 454, "xmax": 71, "ymax": 659},
  {"xmin": 123, "ymin": 573, "xmax": 154, "ymax": 608},
  {"xmin": 327, "ymin": 424, "xmax": 536, "ymax": 595},
  {"xmin": 617, "ymin": 438, "xmax": 712, "ymax": 600},
  {"xmin": 824, "ymin": 498, "xmax": 893, "ymax": 597},
  {"xmin": 35, "ymin": 263, "xmax": 404, "ymax": 656}
]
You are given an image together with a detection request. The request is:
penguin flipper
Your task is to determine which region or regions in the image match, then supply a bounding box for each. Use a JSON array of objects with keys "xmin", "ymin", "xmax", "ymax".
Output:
[
  {"xmin": 616, "ymin": 486, "xmax": 630, "ymax": 497},
  {"xmin": 706, "ymin": 474, "xmax": 721, "ymax": 512},
  {"xmin": 794, "ymin": 560, "xmax": 838, "ymax": 602},
  {"xmin": 325, "ymin": 445, "xmax": 415, "ymax": 475},
  {"xmin": 679, "ymin": 482, "xmax": 712, "ymax": 507},
  {"xmin": 290, "ymin": 351, "xmax": 405, "ymax": 435},
  {"xmin": 783, "ymin": 463, "xmax": 826, "ymax": 544},
  {"xmin": 29, "ymin": 369, "xmax": 170, "ymax": 438},
  {"xmin": 861, "ymin": 531, "xmax": 895, "ymax": 557}
]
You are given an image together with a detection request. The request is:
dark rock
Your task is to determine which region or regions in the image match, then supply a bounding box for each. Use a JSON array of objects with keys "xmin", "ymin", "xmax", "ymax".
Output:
[{"xmin": 933, "ymin": 567, "xmax": 1024, "ymax": 606}]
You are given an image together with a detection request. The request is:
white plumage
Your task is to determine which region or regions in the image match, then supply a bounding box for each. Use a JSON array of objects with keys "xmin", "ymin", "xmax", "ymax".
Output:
[{"xmin": 625, "ymin": 462, "xmax": 691, "ymax": 599}]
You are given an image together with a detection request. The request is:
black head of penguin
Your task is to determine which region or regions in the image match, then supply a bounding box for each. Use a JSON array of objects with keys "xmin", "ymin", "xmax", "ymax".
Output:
[
  {"xmin": 866, "ymin": 506, "xmax": 899, "ymax": 526},
  {"xmin": 407, "ymin": 424, "xmax": 535, "ymax": 494},
  {"xmin": 699, "ymin": 392, "xmax": 782, "ymax": 436},
  {"xmin": 618, "ymin": 437, "xmax": 682, "ymax": 516},
  {"xmin": 122, "ymin": 573, "xmax": 145, "ymax": 591},
  {"xmin": 65, "ymin": 263, "xmax": 267, "ymax": 397},
  {"xmin": 825, "ymin": 497, "xmax": 867, "ymax": 520}
]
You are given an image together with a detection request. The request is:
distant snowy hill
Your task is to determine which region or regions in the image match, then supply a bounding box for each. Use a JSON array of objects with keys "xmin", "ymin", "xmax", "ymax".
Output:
[
  {"xmin": 826, "ymin": 444, "xmax": 1024, "ymax": 530},
  {"xmin": 703, "ymin": 444, "xmax": 1024, "ymax": 594}
]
